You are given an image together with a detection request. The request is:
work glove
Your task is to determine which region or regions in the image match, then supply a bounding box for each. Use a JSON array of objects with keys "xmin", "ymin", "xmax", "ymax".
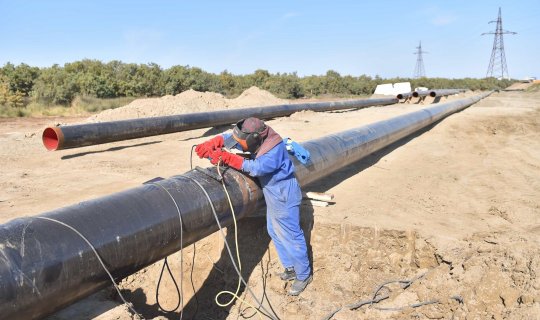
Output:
[
  {"xmin": 209, "ymin": 149, "xmax": 244, "ymax": 170},
  {"xmin": 195, "ymin": 135, "xmax": 224, "ymax": 159}
]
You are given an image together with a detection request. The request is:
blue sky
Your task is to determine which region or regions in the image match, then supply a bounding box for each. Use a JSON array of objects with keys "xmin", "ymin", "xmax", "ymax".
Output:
[{"xmin": 1, "ymin": 0, "xmax": 538, "ymax": 79}]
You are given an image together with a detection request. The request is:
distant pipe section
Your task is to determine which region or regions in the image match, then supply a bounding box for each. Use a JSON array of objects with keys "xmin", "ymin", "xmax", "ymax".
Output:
[
  {"xmin": 396, "ymin": 92, "xmax": 413, "ymax": 100},
  {"xmin": 411, "ymin": 88, "xmax": 466, "ymax": 99},
  {"xmin": 429, "ymin": 89, "xmax": 466, "ymax": 97},
  {"xmin": 1, "ymin": 92, "xmax": 491, "ymax": 319},
  {"xmin": 412, "ymin": 90, "xmax": 432, "ymax": 98},
  {"xmin": 42, "ymin": 98, "xmax": 398, "ymax": 151}
]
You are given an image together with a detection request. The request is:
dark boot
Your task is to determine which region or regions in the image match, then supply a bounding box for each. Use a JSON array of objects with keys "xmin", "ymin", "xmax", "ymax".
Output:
[
  {"xmin": 288, "ymin": 275, "xmax": 312, "ymax": 296},
  {"xmin": 277, "ymin": 267, "xmax": 296, "ymax": 281}
]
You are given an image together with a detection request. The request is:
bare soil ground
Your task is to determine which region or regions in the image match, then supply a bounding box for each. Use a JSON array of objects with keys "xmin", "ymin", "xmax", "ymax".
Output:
[{"xmin": 1, "ymin": 89, "xmax": 539, "ymax": 319}]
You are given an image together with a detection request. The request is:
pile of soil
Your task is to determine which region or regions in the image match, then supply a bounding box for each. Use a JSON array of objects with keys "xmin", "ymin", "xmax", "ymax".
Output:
[{"xmin": 87, "ymin": 87, "xmax": 288, "ymax": 122}]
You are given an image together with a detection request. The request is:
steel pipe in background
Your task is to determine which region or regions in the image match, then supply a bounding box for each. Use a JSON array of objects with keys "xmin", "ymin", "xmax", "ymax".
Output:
[
  {"xmin": 429, "ymin": 89, "xmax": 466, "ymax": 98},
  {"xmin": 42, "ymin": 98, "xmax": 398, "ymax": 151},
  {"xmin": 412, "ymin": 90, "xmax": 432, "ymax": 98},
  {"xmin": 396, "ymin": 92, "xmax": 413, "ymax": 100},
  {"xmin": 1, "ymin": 92, "xmax": 491, "ymax": 319}
]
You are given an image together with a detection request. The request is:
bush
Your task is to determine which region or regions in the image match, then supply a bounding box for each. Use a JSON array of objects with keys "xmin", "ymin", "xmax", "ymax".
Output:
[{"xmin": 0, "ymin": 60, "xmax": 521, "ymax": 116}]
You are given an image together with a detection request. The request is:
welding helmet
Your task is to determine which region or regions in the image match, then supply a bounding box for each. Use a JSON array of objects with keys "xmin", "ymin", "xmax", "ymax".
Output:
[{"xmin": 231, "ymin": 118, "xmax": 266, "ymax": 153}]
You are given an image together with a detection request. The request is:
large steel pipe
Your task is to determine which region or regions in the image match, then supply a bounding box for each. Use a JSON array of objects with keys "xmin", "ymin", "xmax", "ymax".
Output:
[
  {"xmin": 295, "ymin": 91, "xmax": 491, "ymax": 186},
  {"xmin": 42, "ymin": 98, "xmax": 398, "ymax": 151},
  {"xmin": 1, "ymin": 92, "xmax": 491, "ymax": 319},
  {"xmin": 0, "ymin": 169, "xmax": 264, "ymax": 320}
]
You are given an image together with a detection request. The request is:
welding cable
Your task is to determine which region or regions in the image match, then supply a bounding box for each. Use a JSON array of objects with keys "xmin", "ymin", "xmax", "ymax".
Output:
[
  {"xmin": 150, "ymin": 183, "xmax": 185, "ymax": 319},
  {"xmin": 190, "ymin": 145, "xmax": 278, "ymax": 319},
  {"xmin": 214, "ymin": 163, "xmax": 269, "ymax": 318},
  {"xmin": 33, "ymin": 216, "xmax": 144, "ymax": 319},
  {"xmin": 190, "ymin": 145, "xmax": 196, "ymax": 171},
  {"xmin": 323, "ymin": 271, "xmax": 463, "ymax": 319},
  {"xmin": 155, "ymin": 258, "xmax": 181, "ymax": 313},
  {"xmin": 187, "ymin": 144, "xmax": 201, "ymax": 319},
  {"xmin": 184, "ymin": 174, "xmax": 277, "ymax": 320},
  {"xmin": 215, "ymin": 165, "xmax": 281, "ymax": 320}
]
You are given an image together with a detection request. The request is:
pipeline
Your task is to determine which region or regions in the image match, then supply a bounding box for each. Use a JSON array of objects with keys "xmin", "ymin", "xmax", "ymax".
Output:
[
  {"xmin": 0, "ymin": 92, "xmax": 491, "ymax": 319},
  {"xmin": 42, "ymin": 98, "xmax": 398, "ymax": 151}
]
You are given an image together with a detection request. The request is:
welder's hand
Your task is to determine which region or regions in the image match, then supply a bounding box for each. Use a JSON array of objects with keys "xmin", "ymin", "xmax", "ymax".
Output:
[
  {"xmin": 195, "ymin": 135, "xmax": 224, "ymax": 158},
  {"xmin": 209, "ymin": 149, "xmax": 222, "ymax": 166},
  {"xmin": 213, "ymin": 150, "xmax": 244, "ymax": 170},
  {"xmin": 195, "ymin": 144, "xmax": 211, "ymax": 159}
]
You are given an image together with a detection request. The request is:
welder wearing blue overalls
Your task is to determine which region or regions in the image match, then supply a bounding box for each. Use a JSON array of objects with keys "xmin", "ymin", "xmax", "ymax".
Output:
[{"xmin": 195, "ymin": 117, "xmax": 312, "ymax": 296}]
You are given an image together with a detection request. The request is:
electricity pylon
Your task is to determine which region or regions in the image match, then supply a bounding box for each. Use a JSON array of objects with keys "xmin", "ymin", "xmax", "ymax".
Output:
[
  {"xmin": 413, "ymin": 41, "xmax": 427, "ymax": 78},
  {"xmin": 482, "ymin": 7, "xmax": 516, "ymax": 79}
]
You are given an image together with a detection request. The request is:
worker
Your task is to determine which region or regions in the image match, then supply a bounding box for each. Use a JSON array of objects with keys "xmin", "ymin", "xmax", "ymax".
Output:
[{"xmin": 195, "ymin": 117, "xmax": 312, "ymax": 296}]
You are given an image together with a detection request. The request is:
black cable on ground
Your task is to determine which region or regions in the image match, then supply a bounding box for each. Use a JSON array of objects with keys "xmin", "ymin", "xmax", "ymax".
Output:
[{"xmin": 323, "ymin": 271, "xmax": 462, "ymax": 320}]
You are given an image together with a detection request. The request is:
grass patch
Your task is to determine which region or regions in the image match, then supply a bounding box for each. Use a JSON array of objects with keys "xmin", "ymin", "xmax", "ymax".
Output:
[
  {"xmin": 0, "ymin": 106, "xmax": 31, "ymax": 117},
  {"xmin": 526, "ymin": 83, "xmax": 540, "ymax": 92},
  {"xmin": 0, "ymin": 96, "xmax": 138, "ymax": 118},
  {"xmin": 71, "ymin": 96, "xmax": 137, "ymax": 113}
]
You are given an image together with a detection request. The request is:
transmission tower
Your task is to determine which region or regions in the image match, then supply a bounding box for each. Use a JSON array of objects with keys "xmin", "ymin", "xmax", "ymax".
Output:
[
  {"xmin": 413, "ymin": 41, "xmax": 427, "ymax": 78},
  {"xmin": 482, "ymin": 7, "xmax": 516, "ymax": 79}
]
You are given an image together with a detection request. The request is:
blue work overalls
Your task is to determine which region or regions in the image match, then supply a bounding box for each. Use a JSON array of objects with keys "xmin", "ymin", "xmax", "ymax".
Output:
[{"xmin": 223, "ymin": 134, "xmax": 311, "ymax": 281}]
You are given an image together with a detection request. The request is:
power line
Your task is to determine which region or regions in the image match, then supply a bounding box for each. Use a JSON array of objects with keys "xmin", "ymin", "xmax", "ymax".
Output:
[
  {"xmin": 482, "ymin": 7, "xmax": 516, "ymax": 79},
  {"xmin": 413, "ymin": 41, "xmax": 427, "ymax": 78}
]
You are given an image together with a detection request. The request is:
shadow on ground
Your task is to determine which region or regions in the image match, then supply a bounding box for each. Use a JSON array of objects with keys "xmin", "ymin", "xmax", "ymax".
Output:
[{"xmin": 61, "ymin": 141, "xmax": 162, "ymax": 160}]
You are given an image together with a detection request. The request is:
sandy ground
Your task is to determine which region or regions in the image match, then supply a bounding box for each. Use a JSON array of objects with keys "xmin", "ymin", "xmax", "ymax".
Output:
[{"xmin": 1, "ymin": 89, "xmax": 539, "ymax": 319}]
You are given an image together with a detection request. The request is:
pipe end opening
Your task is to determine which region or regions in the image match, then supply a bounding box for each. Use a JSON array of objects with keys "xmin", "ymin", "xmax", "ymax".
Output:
[{"xmin": 43, "ymin": 127, "xmax": 60, "ymax": 151}]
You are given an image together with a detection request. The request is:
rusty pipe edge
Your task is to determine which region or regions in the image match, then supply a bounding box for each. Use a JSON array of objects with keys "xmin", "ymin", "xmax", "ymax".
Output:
[
  {"xmin": 1, "ymin": 92, "xmax": 492, "ymax": 319},
  {"xmin": 42, "ymin": 98, "xmax": 398, "ymax": 151},
  {"xmin": 42, "ymin": 127, "xmax": 65, "ymax": 151}
]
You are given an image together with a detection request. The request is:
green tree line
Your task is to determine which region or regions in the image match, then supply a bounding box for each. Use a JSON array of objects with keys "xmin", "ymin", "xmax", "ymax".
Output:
[{"xmin": 0, "ymin": 59, "xmax": 513, "ymax": 108}]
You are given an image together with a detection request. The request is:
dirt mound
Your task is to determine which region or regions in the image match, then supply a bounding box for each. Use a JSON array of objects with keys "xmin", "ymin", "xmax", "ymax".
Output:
[
  {"xmin": 505, "ymin": 82, "xmax": 535, "ymax": 91},
  {"xmin": 230, "ymin": 86, "xmax": 287, "ymax": 107},
  {"xmin": 87, "ymin": 86, "xmax": 287, "ymax": 122}
]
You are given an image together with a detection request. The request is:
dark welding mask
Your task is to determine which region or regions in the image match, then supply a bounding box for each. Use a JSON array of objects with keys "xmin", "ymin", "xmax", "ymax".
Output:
[{"xmin": 231, "ymin": 119, "xmax": 266, "ymax": 153}]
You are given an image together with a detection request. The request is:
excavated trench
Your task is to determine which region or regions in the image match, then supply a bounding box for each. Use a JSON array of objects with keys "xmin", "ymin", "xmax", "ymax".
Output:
[{"xmin": 50, "ymin": 214, "xmax": 540, "ymax": 320}]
